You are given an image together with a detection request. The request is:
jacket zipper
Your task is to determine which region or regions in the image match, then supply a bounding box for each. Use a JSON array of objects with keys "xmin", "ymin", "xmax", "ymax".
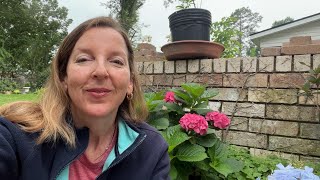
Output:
[
  {"xmin": 53, "ymin": 148, "xmax": 86, "ymax": 180},
  {"xmin": 96, "ymin": 134, "xmax": 147, "ymax": 179}
]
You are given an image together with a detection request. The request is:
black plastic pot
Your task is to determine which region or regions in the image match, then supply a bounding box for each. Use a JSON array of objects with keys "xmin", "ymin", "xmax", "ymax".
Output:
[{"xmin": 169, "ymin": 8, "xmax": 212, "ymax": 42}]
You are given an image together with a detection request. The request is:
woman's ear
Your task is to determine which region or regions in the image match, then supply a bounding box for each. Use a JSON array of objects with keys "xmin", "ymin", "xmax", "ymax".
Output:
[{"xmin": 61, "ymin": 77, "xmax": 68, "ymax": 91}]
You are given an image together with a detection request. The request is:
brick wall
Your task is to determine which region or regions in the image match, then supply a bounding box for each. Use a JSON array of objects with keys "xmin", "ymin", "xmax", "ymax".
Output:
[{"xmin": 135, "ymin": 45, "xmax": 320, "ymax": 162}]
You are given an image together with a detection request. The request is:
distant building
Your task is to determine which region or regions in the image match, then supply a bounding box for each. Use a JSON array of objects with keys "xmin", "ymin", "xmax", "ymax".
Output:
[{"xmin": 250, "ymin": 12, "xmax": 320, "ymax": 48}]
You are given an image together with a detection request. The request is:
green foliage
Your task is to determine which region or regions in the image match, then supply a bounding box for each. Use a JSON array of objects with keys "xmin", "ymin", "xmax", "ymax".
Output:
[
  {"xmin": 300, "ymin": 64, "xmax": 320, "ymax": 108},
  {"xmin": 272, "ymin": 16, "xmax": 294, "ymax": 27},
  {"xmin": 230, "ymin": 7, "xmax": 262, "ymax": 56},
  {"xmin": 225, "ymin": 146, "xmax": 320, "ymax": 179},
  {"xmin": 0, "ymin": 79, "xmax": 18, "ymax": 92},
  {"xmin": 0, "ymin": 0, "xmax": 71, "ymax": 88},
  {"xmin": 211, "ymin": 16, "xmax": 242, "ymax": 58},
  {"xmin": 163, "ymin": 0, "xmax": 199, "ymax": 9},
  {"xmin": 145, "ymin": 83, "xmax": 243, "ymax": 179},
  {"xmin": 101, "ymin": 0, "xmax": 146, "ymax": 44}
]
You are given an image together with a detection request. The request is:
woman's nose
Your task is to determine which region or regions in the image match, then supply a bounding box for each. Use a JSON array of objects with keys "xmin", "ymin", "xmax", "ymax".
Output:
[{"xmin": 92, "ymin": 59, "xmax": 109, "ymax": 78}]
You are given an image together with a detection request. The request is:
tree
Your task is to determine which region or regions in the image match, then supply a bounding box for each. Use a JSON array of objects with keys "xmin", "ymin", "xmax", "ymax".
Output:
[
  {"xmin": 272, "ymin": 17, "xmax": 294, "ymax": 27},
  {"xmin": 101, "ymin": 0, "xmax": 146, "ymax": 43},
  {"xmin": 0, "ymin": 0, "xmax": 72, "ymax": 88},
  {"xmin": 230, "ymin": 7, "xmax": 262, "ymax": 56},
  {"xmin": 211, "ymin": 16, "xmax": 241, "ymax": 58}
]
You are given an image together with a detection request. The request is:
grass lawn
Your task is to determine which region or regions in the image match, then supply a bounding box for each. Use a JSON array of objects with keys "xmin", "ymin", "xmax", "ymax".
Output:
[{"xmin": 0, "ymin": 94, "xmax": 39, "ymax": 106}]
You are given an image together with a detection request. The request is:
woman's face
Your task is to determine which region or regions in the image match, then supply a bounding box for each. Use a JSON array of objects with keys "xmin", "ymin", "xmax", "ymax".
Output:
[{"xmin": 63, "ymin": 27, "xmax": 133, "ymax": 121}]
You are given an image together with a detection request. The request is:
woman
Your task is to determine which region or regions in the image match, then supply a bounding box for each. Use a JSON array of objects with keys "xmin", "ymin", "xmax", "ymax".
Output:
[{"xmin": 0, "ymin": 17, "xmax": 170, "ymax": 180}]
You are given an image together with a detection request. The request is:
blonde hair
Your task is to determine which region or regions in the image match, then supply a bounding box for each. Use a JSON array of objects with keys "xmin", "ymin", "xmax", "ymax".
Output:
[{"xmin": 0, "ymin": 17, "xmax": 148, "ymax": 147}]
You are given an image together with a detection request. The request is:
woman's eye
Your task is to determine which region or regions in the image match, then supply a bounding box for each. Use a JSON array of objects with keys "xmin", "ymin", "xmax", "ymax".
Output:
[
  {"xmin": 75, "ymin": 56, "xmax": 92, "ymax": 63},
  {"xmin": 110, "ymin": 58, "xmax": 125, "ymax": 65}
]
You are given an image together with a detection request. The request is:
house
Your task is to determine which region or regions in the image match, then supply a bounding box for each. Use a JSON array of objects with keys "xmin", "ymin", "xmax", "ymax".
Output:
[
  {"xmin": 250, "ymin": 12, "xmax": 320, "ymax": 56},
  {"xmin": 250, "ymin": 12, "xmax": 320, "ymax": 48}
]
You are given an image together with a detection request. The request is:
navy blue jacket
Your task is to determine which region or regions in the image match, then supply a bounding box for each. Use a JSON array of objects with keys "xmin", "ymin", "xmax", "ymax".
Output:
[{"xmin": 0, "ymin": 117, "xmax": 170, "ymax": 180}]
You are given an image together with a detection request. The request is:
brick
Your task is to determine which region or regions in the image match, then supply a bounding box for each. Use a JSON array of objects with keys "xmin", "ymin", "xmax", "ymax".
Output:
[
  {"xmin": 227, "ymin": 58, "xmax": 241, "ymax": 72},
  {"xmin": 294, "ymin": 55, "xmax": 311, "ymax": 72},
  {"xmin": 261, "ymin": 47, "xmax": 281, "ymax": 57},
  {"xmin": 176, "ymin": 60, "xmax": 187, "ymax": 73},
  {"xmin": 259, "ymin": 56, "xmax": 274, "ymax": 72},
  {"xmin": 248, "ymin": 88, "xmax": 298, "ymax": 104},
  {"xmin": 172, "ymin": 75, "xmax": 186, "ymax": 86},
  {"xmin": 242, "ymin": 57, "xmax": 257, "ymax": 72},
  {"xmin": 139, "ymin": 74, "xmax": 153, "ymax": 86},
  {"xmin": 299, "ymin": 90, "xmax": 320, "ymax": 105},
  {"xmin": 289, "ymin": 36, "xmax": 312, "ymax": 46},
  {"xmin": 300, "ymin": 156, "xmax": 320, "ymax": 163},
  {"xmin": 153, "ymin": 74, "xmax": 173, "ymax": 86},
  {"xmin": 269, "ymin": 136, "xmax": 320, "ymax": 156},
  {"xmin": 249, "ymin": 118, "xmax": 299, "ymax": 136},
  {"xmin": 222, "ymin": 102, "xmax": 265, "ymax": 118},
  {"xmin": 249, "ymin": 148, "xmax": 299, "ymax": 161},
  {"xmin": 266, "ymin": 105, "xmax": 319, "ymax": 122},
  {"xmin": 143, "ymin": 62, "xmax": 153, "ymax": 74},
  {"xmin": 211, "ymin": 88, "xmax": 247, "ymax": 101},
  {"xmin": 312, "ymin": 40, "xmax": 320, "ymax": 45},
  {"xmin": 275, "ymin": 56, "xmax": 292, "ymax": 72},
  {"xmin": 223, "ymin": 73, "xmax": 268, "ymax": 87},
  {"xmin": 186, "ymin": 74, "xmax": 223, "ymax": 86},
  {"xmin": 229, "ymin": 117, "xmax": 248, "ymax": 131},
  {"xmin": 300, "ymin": 123, "xmax": 320, "ymax": 139},
  {"xmin": 137, "ymin": 43, "xmax": 156, "ymax": 51},
  {"xmin": 213, "ymin": 58, "xmax": 227, "ymax": 73},
  {"xmin": 226, "ymin": 131, "xmax": 267, "ymax": 148},
  {"xmin": 282, "ymin": 42, "xmax": 290, "ymax": 47},
  {"xmin": 164, "ymin": 61, "xmax": 175, "ymax": 74},
  {"xmin": 314, "ymin": 54, "xmax": 320, "ymax": 69},
  {"xmin": 281, "ymin": 44, "xmax": 320, "ymax": 55},
  {"xmin": 208, "ymin": 101, "xmax": 221, "ymax": 111},
  {"xmin": 135, "ymin": 61, "xmax": 143, "ymax": 74},
  {"xmin": 153, "ymin": 61, "xmax": 164, "ymax": 74},
  {"xmin": 200, "ymin": 59, "xmax": 213, "ymax": 73},
  {"xmin": 269, "ymin": 73, "xmax": 306, "ymax": 88},
  {"xmin": 188, "ymin": 60, "xmax": 199, "ymax": 73},
  {"xmin": 139, "ymin": 49, "xmax": 157, "ymax": 56}
]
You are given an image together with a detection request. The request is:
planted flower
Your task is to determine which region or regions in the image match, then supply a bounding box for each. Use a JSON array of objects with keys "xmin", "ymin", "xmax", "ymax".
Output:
[{"xmin": 145, "ymin": 83, "xmax": 243, "ymax": 179}]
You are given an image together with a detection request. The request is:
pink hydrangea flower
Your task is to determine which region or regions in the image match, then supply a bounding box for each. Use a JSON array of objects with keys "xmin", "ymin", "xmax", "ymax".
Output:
[
  {"xmin": 179, "ymin": 113, "xmax": 208, "ymax": 135},
  {"xmin": 164, "ymin": 91, "xmax": 175, "ymax": 103},
  {"xmin": 205, "ymin": 111, "xmax": 230, "ymax": 129}
]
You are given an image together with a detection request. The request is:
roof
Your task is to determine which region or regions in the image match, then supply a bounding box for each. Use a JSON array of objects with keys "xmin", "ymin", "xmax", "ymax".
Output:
[{"xmin": 250, "ymin": 12, "xmax": 320, "ymax": 40}]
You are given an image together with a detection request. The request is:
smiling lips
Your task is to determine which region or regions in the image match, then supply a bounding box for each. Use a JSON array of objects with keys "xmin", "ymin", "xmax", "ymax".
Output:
[{"xmin": 86, "ymin": 88, "xmax": 111, "ymax": 98}]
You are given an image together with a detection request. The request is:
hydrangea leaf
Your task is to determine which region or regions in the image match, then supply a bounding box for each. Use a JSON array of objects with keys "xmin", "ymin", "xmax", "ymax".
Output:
[
  {"xmin": 161, "ymin": 125, "xmax": 190, "ymax": 152},
  {"xmin": 201, "ymin": 89, "xmax": 219, "ymax": 100},
  {"xmin": 148, "ymin": 117, "xmax": 169, "ymax": 130},
  {"xmin": 176, "ymin": 142, "xmax": 208, "ymax": 162},
  {"xmin": 194, "ymin": 134, "xmax": 218, "ymax": 147},
  {"xmin": 181, "ymin": 83, "xmax": 205, "ymax": 99},
  {"xmin": 209, "ymin": 158, "xmax": 244, "ymax": 177}
]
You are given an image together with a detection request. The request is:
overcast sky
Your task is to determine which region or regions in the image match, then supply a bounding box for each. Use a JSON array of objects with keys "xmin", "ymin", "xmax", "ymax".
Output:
[{"xmin": 59, "ymin": 0, "xmax": 320, "ymax": 51}]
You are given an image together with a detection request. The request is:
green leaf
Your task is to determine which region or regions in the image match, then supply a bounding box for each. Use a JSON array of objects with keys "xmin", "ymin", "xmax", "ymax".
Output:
[
  {"xmin": 169, "ymin": 164, "xmax": 178, "ymax": 180},
  {"xmin": 194, "ymin": 159, "xmax": 211, "ymax": 171},
  {"xmin": 147, "ymin": 117, "xmax": 169, "ymax": 130},
  {"xmin": 171, "ymin": 89, "xmax": 193, "ymax": 105},
  {"xmin": 207, "ymin": 140, "xmax": 228, "ymax": 160},
  {"xmin": 161, "ymin": 125, "xmax": 190, "ymax": 152},
  {"xmin": 181, "ymin": 83, "xmax": 205, "ymax": 99},
  {"xmin": 210, "ymin": 158, "xmax": 244, "ymax": 177},
  {"xmin": 206, "ymin": 128, "xmax": 216, "ymax": 134},
  {"xmin": 201, "ymin": 88, "xmax": 219, "ymax": 100},
  {"xmin": 164, "ymin": 102, "xmax": 184, "ymax": 114},
  {"xmin": 175, "ymin": 142, "xmax": 208, "ymax": 162},
  {"xmin": 194, "ymin": 134, "xmax": 218, "ymax": 147}
]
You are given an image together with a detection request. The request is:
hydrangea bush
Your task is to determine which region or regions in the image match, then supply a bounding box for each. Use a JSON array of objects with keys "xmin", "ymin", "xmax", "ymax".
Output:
[
  {"xmin": 145, "ymin": 83, "xmax": 243, "ymax": 179},
  {"xmin": 258, "ymin": 163, "xmax": 320, "ymax": 180}
]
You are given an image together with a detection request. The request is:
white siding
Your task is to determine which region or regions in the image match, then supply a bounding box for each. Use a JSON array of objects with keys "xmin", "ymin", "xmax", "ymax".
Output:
[{"xmin": 257, "ymin": 20, "xmax": 320, "ymax": 48}]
